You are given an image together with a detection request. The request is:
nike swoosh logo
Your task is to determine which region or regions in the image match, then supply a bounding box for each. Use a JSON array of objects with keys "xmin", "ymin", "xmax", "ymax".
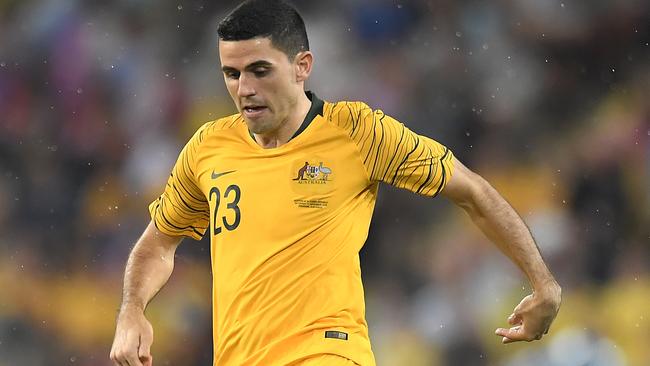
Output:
[{"xmin": 211, "ymin": 170, "xmax": 236, "ymax": 179}]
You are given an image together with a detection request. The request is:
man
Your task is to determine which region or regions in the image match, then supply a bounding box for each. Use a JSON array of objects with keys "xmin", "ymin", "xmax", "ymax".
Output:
[{"xmin": 110, "ymin": 0, "xmax": 562, "ymax": 365}]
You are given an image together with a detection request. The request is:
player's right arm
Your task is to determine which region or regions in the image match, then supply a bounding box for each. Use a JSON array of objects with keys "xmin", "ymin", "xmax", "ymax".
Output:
[
  {"xmin": 110, "ymin": 123, "xmax": 213, "ymax": 365},
  {"xmin": 110, "ymin": 221, "xmax": 183, "ymax": 366}
]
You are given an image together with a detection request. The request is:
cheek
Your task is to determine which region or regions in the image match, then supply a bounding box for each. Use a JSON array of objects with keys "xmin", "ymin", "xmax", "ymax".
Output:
[
  {"xmin": 267, "ymin": 78, "xmax": 294, "ymax": 106},
  {"xmin": 225, "ymin": 80, "xmax": 238, "ymax": 97}
]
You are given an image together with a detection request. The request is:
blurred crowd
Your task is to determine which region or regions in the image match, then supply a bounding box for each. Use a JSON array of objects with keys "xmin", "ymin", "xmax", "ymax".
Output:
[{"xmin": 0, "ymin": 0, "xmax": 648, "ymax": 365}]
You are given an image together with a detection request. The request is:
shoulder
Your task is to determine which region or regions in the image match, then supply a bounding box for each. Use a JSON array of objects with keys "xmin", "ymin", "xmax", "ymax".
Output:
[
  {"xmin": 325, "ymin": 100, "xmax": 373, "ymax": 120},
  {"xmin": 324, "ymin": 100, "xmax": 377, "ymax": 130},
  {"xmin": 187, "ymin": 113, "xmax": 245, "ymax": 146}
]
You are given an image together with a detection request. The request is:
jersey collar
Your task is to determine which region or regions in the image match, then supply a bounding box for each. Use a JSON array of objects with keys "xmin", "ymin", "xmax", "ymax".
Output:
[
  {"xmin": 290, "ymin": 91, "xmax": 324, "ymax": 140},
  {"xmin": 247, "ymin": 91, "xmax": 324, "ymax": 143}
]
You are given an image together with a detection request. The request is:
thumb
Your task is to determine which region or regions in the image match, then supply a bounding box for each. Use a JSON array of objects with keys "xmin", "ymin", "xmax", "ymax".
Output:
[
  {"xmin": 142, "ymin": 355, "xmax": 153, "ymax": 366},
  {"xmin": 138, "ymin": 333, "xmax": 153, "ymax": 360}
]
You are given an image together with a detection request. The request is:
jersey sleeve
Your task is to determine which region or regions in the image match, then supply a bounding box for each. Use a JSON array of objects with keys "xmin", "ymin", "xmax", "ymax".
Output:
[
  {"xmin": 337, "ymin": 102, "xmax": 455, "ymax": 197},
  {"xmin": 148, "ymin": 126, "xmax": 210, "ymax": 240}
]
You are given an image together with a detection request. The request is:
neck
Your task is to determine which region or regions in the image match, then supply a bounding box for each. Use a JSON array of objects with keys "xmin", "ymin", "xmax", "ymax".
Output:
[{"xmin": 253, "ymin": 92, "xmax": 311, "ymax": 149}]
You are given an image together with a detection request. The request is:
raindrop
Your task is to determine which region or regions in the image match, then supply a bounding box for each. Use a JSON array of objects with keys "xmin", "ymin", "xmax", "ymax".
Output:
[
  {"xmin": 397, "ymin": 4, "xmax": 403, "ymax": 9},
  {"xmin": 560, "ymin": 3, "xmax": 565, "ymax": 8},
  {"xmin": 465, "ymin": 131, "xmax": 470, "ymax": 137},
  {"xmin": 70, "ymin": 356, "xmax": 76, "ymax": 363},
  {"xmin": 177, "ymin": 5, "xmax": 183, "ymax": 10},
  {"xmin": 455, "ymin": 31, "xmax": 462, "ymax": 38},
  {"xmin": 482, "ymin": 43, "xmax": 489, "ymax": 50},
  {"xmin": 76, "ymin": 88, "xmax": 83, "ymax": 94},
  {"xmin": 0, "ymin": 62, "xmax": 5, "ymax": 67},
  {"xmin": 562, "ymin": 200, "xmax": 566, "ymax": 204},
  {"xmin": 611, "ymin": 68, "xmax": 615, "ymax": 72}
]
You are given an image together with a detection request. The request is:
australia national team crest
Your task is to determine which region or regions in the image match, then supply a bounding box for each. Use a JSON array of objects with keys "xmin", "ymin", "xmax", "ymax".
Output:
[{"xmin": 292, "ymin": 161, "xmax": 333, "ymax": 184}]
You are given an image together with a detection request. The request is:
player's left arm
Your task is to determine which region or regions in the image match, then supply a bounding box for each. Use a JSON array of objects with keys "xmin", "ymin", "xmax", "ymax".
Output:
[{"xmin": 441, "ymin": 156, "xmax": 562, "ymax": 344}]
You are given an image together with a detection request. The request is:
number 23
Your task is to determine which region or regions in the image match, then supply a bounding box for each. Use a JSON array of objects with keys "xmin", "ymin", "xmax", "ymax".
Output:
[{"xmin": 209, "ymin": 184, "xmax": 241, "ymax": 235}]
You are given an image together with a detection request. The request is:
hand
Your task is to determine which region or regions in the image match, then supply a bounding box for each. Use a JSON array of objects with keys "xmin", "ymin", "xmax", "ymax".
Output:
[
  {"xmin": 495, "ymin": 284, "xmax": 561, "ymax": 344},
  {"xmin": 110, "ymin": 306, "xmax": 154, "ymax": 366}
]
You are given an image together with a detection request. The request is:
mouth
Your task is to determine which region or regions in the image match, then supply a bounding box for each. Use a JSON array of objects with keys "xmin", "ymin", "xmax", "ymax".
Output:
[{"xmin": 242, "ymin": 105, "xmax": 268, "ymax": 118}]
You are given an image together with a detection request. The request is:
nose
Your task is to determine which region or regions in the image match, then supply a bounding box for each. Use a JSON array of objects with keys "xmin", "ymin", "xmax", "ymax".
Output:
[{"xmin": 237, "ymin": 73, "xmax": 255, "ymax": 98}]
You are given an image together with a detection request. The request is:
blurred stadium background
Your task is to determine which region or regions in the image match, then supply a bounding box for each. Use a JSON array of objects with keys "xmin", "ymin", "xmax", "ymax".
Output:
[{"xmin": 1, "ymin": 0, "xmax": 648, "ymax": 365}]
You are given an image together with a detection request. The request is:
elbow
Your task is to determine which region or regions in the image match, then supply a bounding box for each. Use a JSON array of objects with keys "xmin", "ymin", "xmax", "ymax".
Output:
[{"xmin": 454, "ymin": 173, "xmax": 491, "ymax": 219}]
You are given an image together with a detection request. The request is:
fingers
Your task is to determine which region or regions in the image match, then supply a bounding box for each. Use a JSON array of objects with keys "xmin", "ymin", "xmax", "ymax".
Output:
[
  {"xmin": 507, "ymin": 313, "xmax": 522, "ymax": 326},
  {"xmin": 495, "ymin": 324, "xmax": 544, "ymax": 344},
  {"xmin": 142, "ymin": 356, "xmax": 153, "ymax": 366},
  {"xmin": 139, "ymin": 332, "xmax": 153, "ymax": 366},
  {"xmin": 495, "ymin": 325, "xmax": 522, "ymax": 343},
  {"xmin": 110, "ymin": 330, "xmax": 144, "ymax": 366}
]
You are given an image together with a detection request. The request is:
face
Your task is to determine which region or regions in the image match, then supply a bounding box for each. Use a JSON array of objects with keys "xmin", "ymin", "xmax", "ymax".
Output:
[{"xmin": 218, "ymin": 37, "xmax": 311, "ymax": 135}]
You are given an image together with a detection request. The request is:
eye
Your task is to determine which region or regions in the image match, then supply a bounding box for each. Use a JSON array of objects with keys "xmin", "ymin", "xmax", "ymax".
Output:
[
  {"xmin": 253, "ymin": 68, "xmax": 269, "ymax": 77},
  {"xmin": 225, "ymin": 71, "xmax": 240, "ymax": 80}
]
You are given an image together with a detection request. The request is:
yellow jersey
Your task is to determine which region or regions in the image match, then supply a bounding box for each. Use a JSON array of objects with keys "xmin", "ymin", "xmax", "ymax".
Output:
[{"xmin": 149, "ymin": 92, "xmax": 454, "ymax": 365}]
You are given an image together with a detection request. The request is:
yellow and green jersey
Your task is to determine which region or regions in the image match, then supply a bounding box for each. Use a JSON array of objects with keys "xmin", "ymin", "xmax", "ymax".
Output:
[{"xmin": 149, "ymin": 92, "xmax": 454, "ymax": 365}]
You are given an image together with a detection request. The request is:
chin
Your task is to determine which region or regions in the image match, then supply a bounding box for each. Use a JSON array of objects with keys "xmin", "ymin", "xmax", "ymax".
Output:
[{"xmin": 245, "ymin": 118, "xmax": 273, "ymax": 134}]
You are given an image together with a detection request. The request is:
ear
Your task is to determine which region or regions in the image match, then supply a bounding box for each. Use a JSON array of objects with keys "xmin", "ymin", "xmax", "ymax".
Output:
[{"xmin": 294, "ymin": 51, "xmax": 313, "ymax": 83}]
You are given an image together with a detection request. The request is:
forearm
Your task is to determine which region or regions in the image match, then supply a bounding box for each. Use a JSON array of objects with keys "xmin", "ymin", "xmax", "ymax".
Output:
[
  {"xmin": 462, "ymin": 177, "xmax": 557, "ymax": 291},
  {"xmin": 443, "ymin": 158, "xmax": 560, "ymax": 341},
  {"xmin": 120, "ymin": 223, "xmax": 181, "ymax": 312}
]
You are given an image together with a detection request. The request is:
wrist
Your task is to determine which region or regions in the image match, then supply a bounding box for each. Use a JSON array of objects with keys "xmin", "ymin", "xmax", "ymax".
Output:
[
  {"xmin": 533, "ymin": 279, "xmax": 562, "ymax": 307},
  {"xmin": 120, "ymin": 300, "xmax": 146, "ymax": 314}
]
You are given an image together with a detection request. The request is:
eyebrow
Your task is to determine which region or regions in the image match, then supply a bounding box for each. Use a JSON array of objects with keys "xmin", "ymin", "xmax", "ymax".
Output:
[{"xmin": 221, "ymin": 60, "xmax": 273, "ymax": 73}]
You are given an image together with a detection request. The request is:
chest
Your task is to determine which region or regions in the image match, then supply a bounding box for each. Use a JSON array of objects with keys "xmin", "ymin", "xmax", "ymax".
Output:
[{"xmin": 193, "ymin": 130, "xmax": 369, "ymax": 237}]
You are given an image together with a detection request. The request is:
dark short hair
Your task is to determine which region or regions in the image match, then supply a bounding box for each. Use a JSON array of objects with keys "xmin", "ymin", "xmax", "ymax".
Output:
[{"xmin": 217, "ymin": 0, "xmax": 309, "ymax": 60}]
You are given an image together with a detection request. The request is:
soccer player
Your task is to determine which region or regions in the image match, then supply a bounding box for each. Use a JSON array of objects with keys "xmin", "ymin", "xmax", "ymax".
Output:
[{"xmin": 109, "ymin": 0, "xmax": 562, "ymax": 365}]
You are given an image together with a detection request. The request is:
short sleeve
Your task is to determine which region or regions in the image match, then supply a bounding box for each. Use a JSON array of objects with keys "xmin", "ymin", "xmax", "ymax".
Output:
[
  {"xmin": 350, "ymin": 102, "xmax": 455, "ymax": 197},
  {"xmin": 148, "ymin": 127, "xmax": 210, "ymax": 239}
]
